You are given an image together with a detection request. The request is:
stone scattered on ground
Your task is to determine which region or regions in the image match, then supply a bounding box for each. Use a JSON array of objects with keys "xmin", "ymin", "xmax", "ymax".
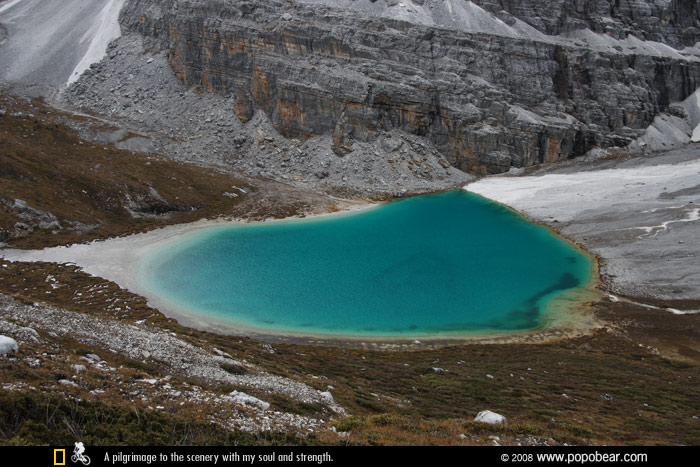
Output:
[{"xmin": 0, "ymin": 293, "xmax": 344, "ymax": 433}]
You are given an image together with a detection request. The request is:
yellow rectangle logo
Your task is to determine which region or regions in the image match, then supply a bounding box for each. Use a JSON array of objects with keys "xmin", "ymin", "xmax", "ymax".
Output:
[{"xmin": 54, "ymin": 449, "xmax": 66, "ymax": 465}]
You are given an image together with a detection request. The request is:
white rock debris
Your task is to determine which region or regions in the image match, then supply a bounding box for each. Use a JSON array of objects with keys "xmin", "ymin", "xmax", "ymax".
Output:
[
  {"xmin": 0, "ymin": 294, "xmax": 345, "ymax": 433},
  {"xmin": 229, "ymin": 390, "xmax": 271, "ymax": 411},
  {"xmin": 0, "ymin": 319, "xmax": 40, "ymax": 343}
]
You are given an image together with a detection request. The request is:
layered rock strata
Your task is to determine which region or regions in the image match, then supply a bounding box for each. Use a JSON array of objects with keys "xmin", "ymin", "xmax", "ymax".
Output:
[{"xmin": 122, "ymin": 0, "xmax": 700, "ymax": 174}]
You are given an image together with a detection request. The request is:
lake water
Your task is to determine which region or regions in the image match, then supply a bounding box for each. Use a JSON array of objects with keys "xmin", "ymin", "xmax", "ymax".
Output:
[{"xmin": 138, "ymin": 190, "xmax": 594, "ymax": 339}]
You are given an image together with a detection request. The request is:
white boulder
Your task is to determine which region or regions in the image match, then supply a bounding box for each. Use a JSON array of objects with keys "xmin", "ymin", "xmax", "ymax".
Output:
[
  {"xmin": 320, "ymin": 391, "xmax": 334, "ymax": 403},
  {"xmin": 0, "ymin": 335, "xmax": 18, "ymax": 355},
  {"xmin": 474, "ymin": 410, "xmax": 507, "ymax": 425},
  {"xmin": 230, "ymin": 390, "xmax": 271, "ymax": 410}
]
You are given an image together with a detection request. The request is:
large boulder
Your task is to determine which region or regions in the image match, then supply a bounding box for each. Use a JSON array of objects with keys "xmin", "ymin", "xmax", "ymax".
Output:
[
  {"xmin": 0, "ymin": 335, "xmax": 19, "ymax": 355},
  {"xmin": 474, "ymin": 410, "xmax": 507, "ymax": 425}
]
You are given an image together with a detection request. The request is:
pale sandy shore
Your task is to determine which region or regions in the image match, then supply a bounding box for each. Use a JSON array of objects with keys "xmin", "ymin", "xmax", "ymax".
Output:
[
  {"xmin": 0, "ymin": 203, "xmax": 381, "ymax": 334},
  {"xmin": 1, "ymin": 217, "xmax": 233, "ymax": 304},
  {"xmin": 466, "ymin": 147, "xmax": 700, "ymax": 304},
  {"xmin": 0, "ymin": 195, "xmax": 604, "ymax": 343}
]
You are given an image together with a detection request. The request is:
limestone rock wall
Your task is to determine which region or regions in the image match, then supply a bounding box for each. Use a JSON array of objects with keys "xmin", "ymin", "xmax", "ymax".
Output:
[{"xmin": 121, "ymin": 0, "xmax": 700, "ymax": 174}]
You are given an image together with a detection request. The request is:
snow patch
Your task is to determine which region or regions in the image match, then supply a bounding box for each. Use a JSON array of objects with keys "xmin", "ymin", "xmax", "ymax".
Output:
[
  {"xmin": 0, "ymin": 0, "xmax": 24, "ymax": 14},
  {"xmin": 67, "ymin": 0, "xmax": 126, "ymax": 86}
]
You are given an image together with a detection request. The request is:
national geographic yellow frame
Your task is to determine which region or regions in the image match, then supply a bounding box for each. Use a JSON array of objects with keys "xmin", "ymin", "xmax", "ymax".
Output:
[{"xmin": 54, "ymin": 449, "xmax": 66, "ymax": 465}]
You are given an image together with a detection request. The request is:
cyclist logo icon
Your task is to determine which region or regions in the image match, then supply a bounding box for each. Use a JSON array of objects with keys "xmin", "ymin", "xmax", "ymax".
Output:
[{"xmin": 71, "ymin": 442, "xmax": 91, "ymax": 466}]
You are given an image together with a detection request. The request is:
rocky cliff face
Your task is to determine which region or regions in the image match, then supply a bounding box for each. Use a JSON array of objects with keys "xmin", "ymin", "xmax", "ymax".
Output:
[
  {"xmin": 121, "ymin": 0, "xmax": 700, "ymax": 174},
  {"xmin": 472, "ymin": 0, "xmax": 699, "ymax": 47}
]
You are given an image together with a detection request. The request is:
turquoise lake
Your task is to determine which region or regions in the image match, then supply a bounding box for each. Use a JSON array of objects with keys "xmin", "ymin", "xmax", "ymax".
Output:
[{"xmin": 138, "ymin": 190, "xmax": 594, "ymax": 339}]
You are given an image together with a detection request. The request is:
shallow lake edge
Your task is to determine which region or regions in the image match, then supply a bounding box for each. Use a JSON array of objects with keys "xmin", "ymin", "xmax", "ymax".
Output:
[{"xmin": 133, "ymin": 189, "xmax": 603, "ymax": 346}]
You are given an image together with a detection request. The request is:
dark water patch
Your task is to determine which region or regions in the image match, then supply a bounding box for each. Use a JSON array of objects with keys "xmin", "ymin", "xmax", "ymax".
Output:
[{"xmin": 486, "ymin": 273, "xmax": 582, "ymax": 331}]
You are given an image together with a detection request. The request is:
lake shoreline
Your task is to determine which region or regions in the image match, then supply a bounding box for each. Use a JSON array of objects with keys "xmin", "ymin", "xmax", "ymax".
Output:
[{"xmin": 0, "ymin": 190, "xmax": 601, "ymax": 346}]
